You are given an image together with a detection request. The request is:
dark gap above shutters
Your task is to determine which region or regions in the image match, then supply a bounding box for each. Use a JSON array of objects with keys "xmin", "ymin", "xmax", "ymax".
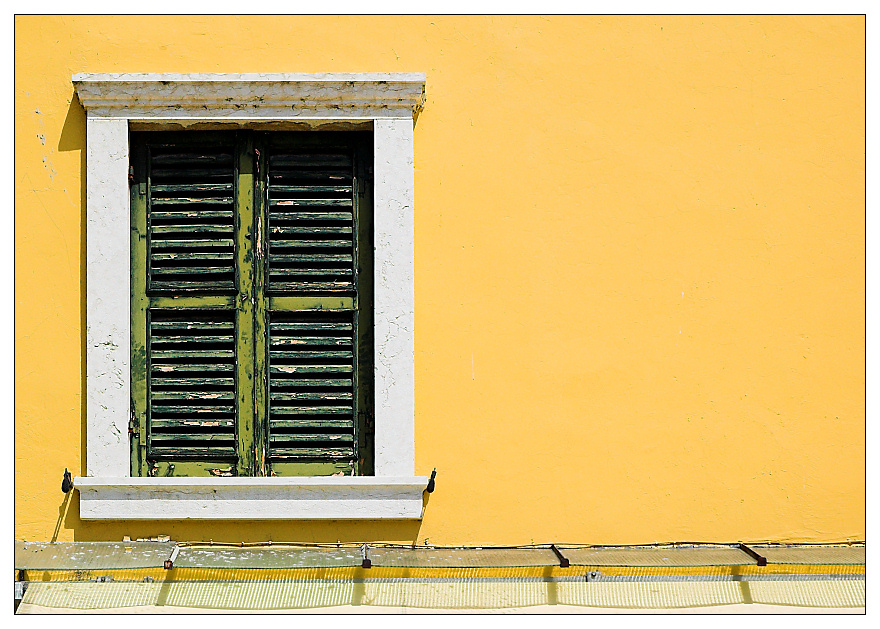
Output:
[
  {"xmin": 268, "ymin": 311, "xmax": 356, "ymax": 462},
  {"xmin": 149, "ymin": 309, "xmax": 238, "ymax": 460},
  {"xmin": 267, "ymin": 153, "xmax": 356, "ymax": 295},
  {"xmin": 148, "ymin": 147, "xmax": 236, "ymax": 294}
]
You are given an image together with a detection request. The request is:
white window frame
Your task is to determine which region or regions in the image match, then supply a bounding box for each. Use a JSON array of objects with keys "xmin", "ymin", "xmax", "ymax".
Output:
[{"xmin": 72, "ymin": 73, "xmax": 427, "ymax": 519}]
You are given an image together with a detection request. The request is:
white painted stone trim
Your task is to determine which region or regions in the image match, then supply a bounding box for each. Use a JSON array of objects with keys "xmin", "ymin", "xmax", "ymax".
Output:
[
  {"xmin": 73, "ymin": 73, "xmax": 426, "ymax": 119},
  {"xmin": 75, "ymin": 477, "xmax": 429, "ymax": 520},
  {"xmin": 86, "ymin": 117, "xmax": 131, "ymax": 476},
  {"xmin": 373, "ymin": 119, "xmax": 415, "ymax": 476},
  {"xmin": 75, "ymin": 73, "xmax": 425, "ymax": 517}
]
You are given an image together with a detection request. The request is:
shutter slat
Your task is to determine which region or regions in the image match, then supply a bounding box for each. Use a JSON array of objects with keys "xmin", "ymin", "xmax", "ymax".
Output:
[
  {"xmin": 150, "ymin": 419, "xmax": 235, "ymax": 428},
  {"xmin": 269, "ymin": 240, "xmax": 352, "ymax": 249},
  {"xmin": 269, "ymin": 155, "xmax": 352, "ymax": 167},
  {"xmin": 269, "ymin": 418, "xmax": 354, "ymax": 428},
  {"xmin": 270, "ymin": 365, "xmax": 353, "ymax": 374},
  {"xmin": 151, "ymin": 433, "xmax": 236, "ymax": 442},
  {"xmin": 151, "ymin": 183, "xmax": 233, "ymax": 193},
  {"xmin": 270, "ymin": 406, "xmax": 353, "ymax": 415},
  {"xmin": 269, "ymin": 447, "xmax": 355, "ymax": 458},
  {"xmin": 268, "ymin": 282, "xmax": 353, "ymax": 292},
  {"xmin": 269, "ymin": 254, "xmax": 352, "ymax": 263},
  {"xmin": 150, "ymin": 210, "xmax": 234, "ymax": 220},
  {"xmin": 152, "ymin": 391, "xmax": 236, "ymax": 401},
  {"xmin": 270, "ymin": 392, "xmax": 352, "ymax": 401},
  {"xmin": 151, "ymin": 224, "xmax": 234, "ymax": 234},
  {"xmin": 151, "ymin": 239, "xmax": 235, "ymax": 249},
  {"xmin": 151, "ymin": 252, "xmax": 234, "ymax": 262},
  {"xmin": 269, "ymin": 350, "xmax": 353, "ymax": 359},
  {"xmin": 270, "ymin": 226, "xmax": 353, "ymax": 235},
  {"xmin": 271, "ymin": 336, "xmax": 351, "ymax": 347},
  {"xmin": 151, "ymin": 267, "xmax": 235, "ymax": 276},
  {"xmin": 153, "ymin": 364, "xmax": 234, "ymax": 373},
  {"xmin": 269, "ymin": 185, "xmax": 352, "ymax": 194},
  {"xmin": 269, "ymin": 212, "xmax": 352, "ymax": 222},
  {"xmin": 152, "ymin": 334, "xmax": 236, "ymax": 344},
  {"xmin": 270, "ymin": 322, "xmax": 353, "ymax": 331},
  {"xmin": 152, "ymin": 198, "xmax": 233, "ymax": 206},
  {"xmin": 269, "ymin": 379, "xmax": 351, "ymax": 387},
  {"xmin": 269, "ymin": 434, "xmax": 352, "ymax": 443},
  {"xmin": 270, "ymin": 199, "xmax": 353, "ymax": 207},
  {"xmin": 151, "ymin": 153, "xmax": 234, "ymax": 165},
  {"xmin": 150, "ymin": 447, "xmax": 237, "ymax": 457},
  {"xmin": 151, "ymin": 406, "xmax": 235, "ymax": 414},
  {"xmin": 269, "ymin": 269, "xmax": 352, "ymax": 277}
]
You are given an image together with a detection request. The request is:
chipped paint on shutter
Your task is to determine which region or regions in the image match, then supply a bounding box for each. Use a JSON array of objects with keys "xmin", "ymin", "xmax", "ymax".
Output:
[
  {"xmin": 262, "ymin": 136, "xmax": 370, "ymax": 476},
  {"xmin": 131, "ymin": 131, "xmax": 372, "ymax": 478},
  {"xmin": 131, "ymin": 133, "xmax": 244, "ymax": 477}
]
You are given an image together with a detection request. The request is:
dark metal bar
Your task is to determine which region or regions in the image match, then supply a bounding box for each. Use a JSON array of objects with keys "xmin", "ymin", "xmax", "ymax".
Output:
[
  {"xmin": 361, "ymin": 543, "xmax": 372, "ymax": 569},
  {"xmin": 426, "ymin": 468, "xmax": 437, "ymax": 493},
  {"xmin": 738, "ymin": 543, "xmax": 767, "ymax": 566},
  {"xmin": 550, "ymin": 545, "xmax": 570, "ymax": 568},
  {"xmin": 164, "ymin": 545, "xmax": 180, "ymax": 570}
]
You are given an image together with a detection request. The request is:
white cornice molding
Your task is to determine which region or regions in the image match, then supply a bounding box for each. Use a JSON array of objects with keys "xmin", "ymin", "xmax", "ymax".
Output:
[
  {"xmin": 72, "ymin": 73, "xmax": 427, "ymax": 119},
  {"xmin": 76, "ymin": 476, "xmax": 430, "ymax": 520}
]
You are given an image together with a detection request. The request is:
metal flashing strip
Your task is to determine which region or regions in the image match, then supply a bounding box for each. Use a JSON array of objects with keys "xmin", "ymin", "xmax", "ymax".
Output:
[{"xmin": 17, "ymin": 542, "xmax": 865, "ymax": 573}]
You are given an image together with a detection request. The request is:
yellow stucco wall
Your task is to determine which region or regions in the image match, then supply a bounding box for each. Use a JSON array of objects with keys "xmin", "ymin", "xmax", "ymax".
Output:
[{"xmin": 15, "ymin": 15, "xmax": 864, "ymax": 544}]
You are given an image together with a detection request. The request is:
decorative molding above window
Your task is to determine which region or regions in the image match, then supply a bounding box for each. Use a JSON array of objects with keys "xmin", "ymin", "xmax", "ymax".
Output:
[
  {"xmin": 74, "ymin": 73, "xmax": 427, "ymax": 520},
  {"xmin": 72, "ymin": 73, "xmax": 426, "ymax": 119}
]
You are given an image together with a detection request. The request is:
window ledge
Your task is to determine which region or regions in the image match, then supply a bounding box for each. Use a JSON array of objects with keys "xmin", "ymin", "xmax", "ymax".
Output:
[{"xmin": 75, "ymin": 476, "xmax": 429, "ymax": 520}]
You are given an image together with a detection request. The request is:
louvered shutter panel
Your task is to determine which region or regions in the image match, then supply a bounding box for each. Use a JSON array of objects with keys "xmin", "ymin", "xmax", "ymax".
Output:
[
  {"xmin": 131, "ymin": 133, "xmax": 254, "ymax": 477},
  {"xmin": 131, "ymin": 131, "xmax": 371, "ymax": 477},
  {"xmin": 262, "ymin": 136, "xmax": 371, "ymax": 476},
  {"xmin": 148, "ymin": 150, "xmax": 236, "ymax": 293},
  {"xmin": 148, "ymin": 310, "xmax": 237, "ymax": 460}
]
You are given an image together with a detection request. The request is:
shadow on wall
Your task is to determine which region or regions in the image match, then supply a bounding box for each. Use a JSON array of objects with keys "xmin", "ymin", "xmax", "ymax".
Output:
[
  {"xmin": 57, "ymin": 92, "xmax": 87, "ymax": 486},
  {"xmin": 55, "ymin": 95, "xmax": 428, "ymax": 544}
]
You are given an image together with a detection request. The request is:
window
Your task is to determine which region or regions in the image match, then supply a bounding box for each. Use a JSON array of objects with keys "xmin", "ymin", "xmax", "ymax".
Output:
[
  {"xmin": 130, "ymin": 131, "xmax": 373, "ymax": 478},
  {"xmin": 73, "ymin": 74, "xmax": 428, "ymax": 519}
]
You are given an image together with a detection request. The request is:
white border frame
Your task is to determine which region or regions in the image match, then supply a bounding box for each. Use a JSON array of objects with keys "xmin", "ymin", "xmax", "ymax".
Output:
[{"xmin": 73, "ymin": 73, "xmax": 426, "ymax": 519}]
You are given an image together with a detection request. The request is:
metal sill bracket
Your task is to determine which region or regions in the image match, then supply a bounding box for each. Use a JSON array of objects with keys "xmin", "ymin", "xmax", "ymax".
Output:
[
  {"xmin": 361, "ymin": 543, "xmax": 372, "ymax": 569},
  {"xmin": 738, "ymin": 543, "xmax": 768, "ymax": 567},
  {"xmin": 550, "ymin": 545, "xmax": 570, "ymax": 568}
]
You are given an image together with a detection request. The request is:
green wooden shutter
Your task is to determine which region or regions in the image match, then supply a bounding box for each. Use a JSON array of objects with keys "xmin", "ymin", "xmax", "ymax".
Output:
[
  {"xmin": 261, "ymin": 133, "xmax": 373, "ymax": 476},
  {"xmin": 131, "ymin": 131, "xmax": 372, "ymax": 477},
  {"xmin": 131, "ymin": 132, "xmax": 256, "ymax": 477}
]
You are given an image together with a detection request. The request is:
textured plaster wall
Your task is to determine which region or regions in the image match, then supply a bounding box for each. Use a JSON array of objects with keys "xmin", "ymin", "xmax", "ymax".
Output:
[{"xmin": 14, "ymin": 15, "xmax": 865, "ymax": 544}]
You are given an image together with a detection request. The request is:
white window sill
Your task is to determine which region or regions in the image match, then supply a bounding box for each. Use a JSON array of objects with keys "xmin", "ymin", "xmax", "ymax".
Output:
[{"xmin": 75, "ymin": 476, "xmax": 429, "ymax": 520}]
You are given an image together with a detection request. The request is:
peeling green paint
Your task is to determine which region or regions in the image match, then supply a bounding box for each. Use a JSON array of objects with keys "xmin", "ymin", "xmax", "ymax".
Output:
[{"xmin": 130, "ymin": 131, "xmax": 373, "ymax": 477}]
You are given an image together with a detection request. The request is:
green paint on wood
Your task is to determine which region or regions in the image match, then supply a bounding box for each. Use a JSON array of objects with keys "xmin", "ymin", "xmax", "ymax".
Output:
[
  {"xmin": 130, "ymin": 130, "xmax": 373, "ymax": 478},
  {"xmin": 234, "ymin": 132, "xmax": 257, "ymax": 477},
  {"xmin": 130, "ymin": 140, "xmax": 150, "ymax": 477}
]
